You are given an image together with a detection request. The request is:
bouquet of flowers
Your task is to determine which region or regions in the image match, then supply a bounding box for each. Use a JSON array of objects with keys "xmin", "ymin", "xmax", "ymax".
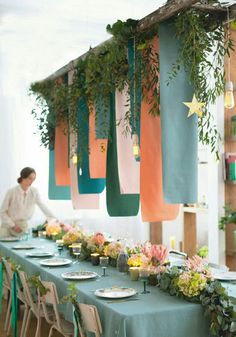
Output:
[
  {"xmin": 45, "ymin": 219, "xmax": 62, "ymax": 236},
  {"xmin": 103, "ymin": 242, "xmax": 124, "ymax": 259},
  {"xmin": 86, "ymin": 232, "xmax": 106, "ymax": 254},
  {"xmin": 62, "ymin": 229, "xmax": 83, "ymax": 245},
  {"xmin": 127, "ymin": 253, "xmax": 149, "ymax": 268}
]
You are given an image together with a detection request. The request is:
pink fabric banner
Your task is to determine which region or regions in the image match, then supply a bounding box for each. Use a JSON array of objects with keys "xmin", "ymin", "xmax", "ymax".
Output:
[
  {"xmin": 89, "ymin": 107, "xmax": 108, "ymax": 179},
  {"xmin": 69, "ymin": 132, "xmax": 99, "ymax": 209},
  {"xmin": 116, "ymin": 88, "xmax": 140, "ymax": 194},
  {"xmin": 55, "ymin": 121, "xmax": 70, "ymax": 186},
  {"xmin": 140, "ymin": 37, "xmax": 179, "ymax": 222}
]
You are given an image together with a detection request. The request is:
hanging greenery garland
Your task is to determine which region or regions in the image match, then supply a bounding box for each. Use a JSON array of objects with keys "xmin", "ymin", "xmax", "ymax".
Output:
[
  {"xmin": 30, "ymin": 2, "xmax": 234, "ymax": 158},
  {"xmin": 169, "ymin": 3, "xmax": 234, "ymax": 159}
]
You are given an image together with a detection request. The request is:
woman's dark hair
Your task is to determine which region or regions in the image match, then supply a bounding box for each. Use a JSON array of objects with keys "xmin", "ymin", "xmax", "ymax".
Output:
[{"xmin": 17, "ymin": 167, "xmax": 36, "ymax": 183}]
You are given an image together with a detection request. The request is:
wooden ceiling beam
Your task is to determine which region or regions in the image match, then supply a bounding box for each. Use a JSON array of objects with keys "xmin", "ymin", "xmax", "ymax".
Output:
[{"xmin": 43, "ymin": 0, "xmax": 236, "ymax": 81}]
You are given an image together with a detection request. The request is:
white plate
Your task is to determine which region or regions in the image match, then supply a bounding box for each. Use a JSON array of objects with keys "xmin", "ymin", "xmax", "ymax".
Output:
[
  {"xmin": 61, "ymin": 271, "xmax": 98, "ymax": 280},
  {"xmin": 94, "ymin": 287, "xmax": 137, "ymax": 299},
  {"xmin": 213, "ymin": 271, "xmax": 236, "ymax": 281},
  {"xmin": 26, "ymin": 251, "xmax": 54, "ymax": 258},
  {"xmin": 0, "ymin": 237, "xmax": 20, "ymax": 242},
  {"xmin": 40, "ymin": 258, "xmax": 72, "ymax": 267},
  {"xmin": 12, "ymin": 244, "xmax": 34, "ymax": 250}
]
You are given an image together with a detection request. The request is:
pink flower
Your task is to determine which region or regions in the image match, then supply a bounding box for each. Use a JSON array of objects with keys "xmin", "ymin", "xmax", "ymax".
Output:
[
  {"xmin": 93, "ymin": 232, "xmax": 105, "ymax": 245},
  {"xmin": 151, "ymin": 245, "xmax": 168, "ymax": 265},
  {"xmin": 61, "ymin": 223, "xmax": 73, "ymax": 233},
  {"xmin": 185, "ymin": 255, "xmax": 207, "ymax": 273}
]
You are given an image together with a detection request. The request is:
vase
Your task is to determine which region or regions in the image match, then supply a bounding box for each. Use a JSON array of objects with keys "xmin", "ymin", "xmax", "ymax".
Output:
[
  {"xmin": 109, "ymin": 257, "xmax": 117, "ymax": 267},
  {"xmin": 129, "ymin": 267, "xmax": 140, "ymax": 281},
  {"xmin": 148, "ymin": 273, "xmax": 158, "ymax": 286},
  {"xmin": 117, "ymin": 252, "xmax": 129, "ymax": 273}
]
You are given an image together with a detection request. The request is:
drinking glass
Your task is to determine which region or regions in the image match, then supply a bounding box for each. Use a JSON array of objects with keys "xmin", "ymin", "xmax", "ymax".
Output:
[
  {"xmin": 100, "ymin": 256, "xmax": 109, "ymax": 277},
  {"xmin": 72, "ymin": 244, "xmax": 81, "ymax": 262},
  {"xmin": 139, "ymin": 268, "xmax": 150, "ymax": 294}
]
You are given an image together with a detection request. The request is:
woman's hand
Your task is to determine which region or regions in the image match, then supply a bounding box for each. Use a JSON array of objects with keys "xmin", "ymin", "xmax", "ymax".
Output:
[{"xmin": 13, "ymin": 224, "xmax": 22, "ymax": 233}]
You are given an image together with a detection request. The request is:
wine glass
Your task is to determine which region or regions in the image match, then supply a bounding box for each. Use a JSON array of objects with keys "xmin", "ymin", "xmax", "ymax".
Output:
[
  {"xmin": 139, "ymin": 268, "xmax": 150, "ymax": 294},
  {"xmin": 72, "ymin": 244, "xmax": 81, "ymax": 262},
  {"xmin": 56, "ymin": 240, "xmax": 64, "ymax": 256},
  {"xmin": 99, "ymin": 256, "xmax": 109, "ymax": 277}
]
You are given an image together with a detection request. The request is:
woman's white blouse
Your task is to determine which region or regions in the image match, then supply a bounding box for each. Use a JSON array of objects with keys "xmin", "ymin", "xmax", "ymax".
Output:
[{"xmin": 0, "ymin": 185, "xmax": 54, "ymax": 228}]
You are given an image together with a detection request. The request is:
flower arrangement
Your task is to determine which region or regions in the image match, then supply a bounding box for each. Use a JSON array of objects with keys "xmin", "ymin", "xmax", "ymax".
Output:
[
  {"xmin": 86, "ymin": 232, "xmax": 106, "ymax": 254},
  {"xmin": 45, "ymin": 220, "xmax": 62, "ymax": 236},
  {"xmin": 127, "ymin": 253, "xmax": 149, "ymax": 268},
  {"xmin": 62, "ymin": 229, "xmax": 83, "ymax": 245},
  {"xmin": 103, "ymin": 242, "xmax": 124, "ymax": 259}
]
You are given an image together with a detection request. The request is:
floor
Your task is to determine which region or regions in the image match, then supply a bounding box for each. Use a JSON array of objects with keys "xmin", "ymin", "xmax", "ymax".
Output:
[{"xmin": 0, "ymin": 298, "xmax": 63, "ymax": 337}]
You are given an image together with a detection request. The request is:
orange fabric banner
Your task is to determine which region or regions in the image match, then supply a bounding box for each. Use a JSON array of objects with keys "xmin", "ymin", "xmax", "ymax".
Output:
[
  {"xmin": 89, "ymin": 107, "xmax": 108, "ymax": 179},
  {"xmin": 140, "ymin": 37, "xmax": 179, "ymax": 222},
  {"xmin": 55, "ymin": 121, "xmax": 70, "ymax": 186}
]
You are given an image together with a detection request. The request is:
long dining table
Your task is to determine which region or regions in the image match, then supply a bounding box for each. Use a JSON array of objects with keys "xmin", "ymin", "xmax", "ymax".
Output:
[{"xmin": 0, "ymin": 237, "xmax": 235, "ymax": 337}]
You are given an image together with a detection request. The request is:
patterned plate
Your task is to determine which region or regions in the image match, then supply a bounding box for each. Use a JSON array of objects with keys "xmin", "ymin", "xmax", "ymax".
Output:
[
  {"xmin": 40, "ymin": 258, "xmax": 72, "ymax": 267},
  {"xmin": 26, "ymin": 251, "xmax": 54, "ymax": 258},
  {"xmin": 0, "ymin": 237, "xmax": 20, "ymax": 242},
  {"xmin": 12, "ymin": 244, "xmax": 34, "ymax": 249},
  {"xmin": 61, "ymin": 271, "xmax": 98, "ymax": 280},
  {"xmin": 94, "ymin": 287, "xmax": 137, "ymax": 299}
]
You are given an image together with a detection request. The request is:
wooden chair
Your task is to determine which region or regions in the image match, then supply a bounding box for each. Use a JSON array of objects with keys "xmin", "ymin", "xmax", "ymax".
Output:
[
  {"xmin": 2, "ymin": 259, "xmax": 29, "ymax": 337},
  {"xmin": 18, "ymin": 270, "xmax": 54, "ymax": 337},
  {"xmin": 1, "ymin": 258, "xmax": 12, "ymax": 332},
  {"xmin": 41, "ymin": 281, "xmax": 74, "ymax": 337},
  {"xmin": 75, "ymin": 303, "xmax": 102, "ymax": 337}
]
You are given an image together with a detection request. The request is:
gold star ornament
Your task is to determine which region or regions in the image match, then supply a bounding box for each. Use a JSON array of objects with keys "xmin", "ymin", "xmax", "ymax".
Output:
[{"xmin": 183, "ymin": 94, "xmax": 205, "ymax": 118}]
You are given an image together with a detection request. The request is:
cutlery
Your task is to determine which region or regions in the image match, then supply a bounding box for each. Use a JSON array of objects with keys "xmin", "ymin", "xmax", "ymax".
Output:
[{"xmin": 107, "ymin": 298, "xmax": 139, "ymax": 304}]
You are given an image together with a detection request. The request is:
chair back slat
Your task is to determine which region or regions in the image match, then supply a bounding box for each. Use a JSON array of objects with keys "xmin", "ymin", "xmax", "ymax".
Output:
[
  {"xmin": 78, "ymin": 303, "xmax": 102, "ymax": 336},
  {"xmin": 41, "ymin": 281, "xmax": 62, "ymax": 330}
]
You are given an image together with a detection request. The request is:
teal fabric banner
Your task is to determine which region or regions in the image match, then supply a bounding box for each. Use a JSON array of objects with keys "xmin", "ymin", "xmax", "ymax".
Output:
[
  {"xmin": 77, "ymin": 97, "xmax": 106, "ymax": 194},
  {"xmin": 73, "ymin": 307, "xmax": 79, "ymax": 337},
  {"xmin": 11, "ymin": 272, "xmax": 18, "ymax": 337},
  {"xmin": 94, "ymin": 94, "xmax": 110, "ymax": 139},
  {"xmin": 106, "ymin": 93, "xmax": 139, "ymax": 216},
  {"xmin": 159, "ymin": 21, "xmax": 198, "ymax": 203},
  {"xmin": 48, "ymin": 150, "xmax": 71, "ymax": 200},
  {"xmin": 128, "ymin": 38, "xmax": 142, "ymax": 161},
  {"xmin": 0, "ymin": 262, "xmax": 3, "ymax": 314}
]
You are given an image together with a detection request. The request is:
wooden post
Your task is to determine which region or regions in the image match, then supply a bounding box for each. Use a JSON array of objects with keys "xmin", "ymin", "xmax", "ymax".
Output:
[
  {"xmin": 183, "ymin": 212, "xmax": 197, "ymax": 257},
  {"xmin": 149, "ymin": 222, "xmax": 162, "ymax": 244}
]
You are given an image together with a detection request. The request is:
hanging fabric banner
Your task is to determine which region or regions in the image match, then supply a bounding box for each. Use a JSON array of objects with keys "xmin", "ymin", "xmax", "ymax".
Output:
[
  {"xmin": 77, "ymin": 97, "xmax": 106, "ymax": 194},
  {"xmin": 116, "ymin": 88, "xmax": 140, "ymax": 194},
  {"xmin": 89, "ymin": 106, "xmax": 108, "ymax": 179},
  {"xmin": 106, "ymin": 92, "xmax": 139, "ymax": 216},
  {"xmin": 94, "ymin": 95, "xmax": 110, "ymax": 139},
  {"xmin": 55, "ymin": 121, "xmax": 70, "ymax": 186},
  {"xmin": 128, "ymin": 38, "xmax": 142, "ymax": 161},
  {"xmin": 48, "ymin": 150, "xmax": 71, "ymax": 200},
  {"xmin": 159, "ymin": 21, "xmax": 198, "ymax": 203},
  {"xmin": 140, "ymin": 36, "xmax": 179, "ymax": 222},
  {"xmin": 70, "ymin": 132, "xmax": 99, "ymax": 209}
]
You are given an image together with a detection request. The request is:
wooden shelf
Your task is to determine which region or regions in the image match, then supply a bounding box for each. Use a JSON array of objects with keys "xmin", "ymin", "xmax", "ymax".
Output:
[{"xmin": 183, "ymin": 206, "xmax": 208, "ymax": 213}]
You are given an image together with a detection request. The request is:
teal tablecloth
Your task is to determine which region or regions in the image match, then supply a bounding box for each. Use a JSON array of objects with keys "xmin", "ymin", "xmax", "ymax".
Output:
[{"xmin": 0, "ymin": 238, "xmax": 228, "ymax": 337}]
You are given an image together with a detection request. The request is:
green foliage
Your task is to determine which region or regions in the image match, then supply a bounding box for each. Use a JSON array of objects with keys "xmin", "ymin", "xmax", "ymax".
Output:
[
  {"xmin": 27, "ymin": 274, "xmax": 50, "ymax": 296},
  {"xmin": 61, "ymin": 283, "xmax": 83, "ymax": 329},
  {"xmin": 158, "ymin": 267, "xmax": 236, "ymax": 337},
  {"xmin": 219, "ymin": 205, "xmax": 236, "ymax": 231},
  {"xmin": 197, "ymin": 245, "xmax": 209, "ymax": 258},
  {"xmin": 170, "ymin": 3, "xmax": 234, "ymax": 159}
]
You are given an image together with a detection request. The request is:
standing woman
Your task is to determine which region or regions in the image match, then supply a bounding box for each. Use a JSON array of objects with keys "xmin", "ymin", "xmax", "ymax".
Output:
[{"xmin": 0, "ymin": 167, "xmax": 55, "ymax": 237}]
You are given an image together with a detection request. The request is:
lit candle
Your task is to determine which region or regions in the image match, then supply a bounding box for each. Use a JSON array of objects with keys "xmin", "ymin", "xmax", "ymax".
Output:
[
  {"xmin": 56, "ymin": 239, "xmax": 64, "ymax": 246},
  {"xmin": 129, "ymin": 267, "xmax": 140, "ymax": 281},
  {"xmin": 91, "ymin": 253, "xmax": 100, "ymax": 266},
  {"xmin": 170, "ymin": 236, "xmax": 176, "ymax": 250}
]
